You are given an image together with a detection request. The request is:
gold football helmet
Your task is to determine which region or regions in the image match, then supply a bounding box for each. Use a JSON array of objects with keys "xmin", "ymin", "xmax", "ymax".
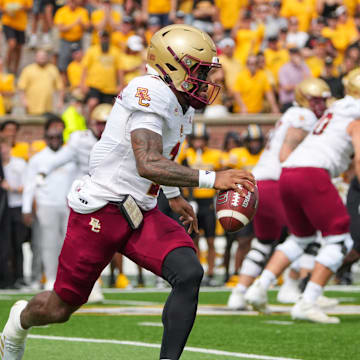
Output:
[
  {"xmin": 91, "ymin": 103, "xmax": 112, "ymax": 122},
  {"xmin": 147, "ymin": 24, "xmax": 221, "ymax": 106},
  {"xmin": 295, "ymin": 78, "xmax": 331, "ymax": 118},
  {"xmin": 343, "ymin": 68, "xmax": 360, "ymax": 98}
]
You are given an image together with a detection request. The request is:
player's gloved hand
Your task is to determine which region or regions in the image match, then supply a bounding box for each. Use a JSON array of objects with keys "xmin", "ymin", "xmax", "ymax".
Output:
[
  {"xmin": 169, "ymin": 196, "xmax": 199, "ymax": 234},
  {"xmin": 214, "ymin": 169, "xmax": 255, "ymax": 197}
]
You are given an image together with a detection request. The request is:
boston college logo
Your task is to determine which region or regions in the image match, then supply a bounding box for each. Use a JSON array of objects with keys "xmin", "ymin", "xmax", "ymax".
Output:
[
  {"xmin": 89, "ymin": 217, "xmax": 101, "ymax": 233},
  {"xmin": 135, "ymin": 87, "xmax": 151, "ymax": 107}
]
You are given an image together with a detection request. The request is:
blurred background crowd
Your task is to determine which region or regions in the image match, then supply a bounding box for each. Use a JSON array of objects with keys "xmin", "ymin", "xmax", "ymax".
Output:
[{"xmin": 0, "ymin": 0, "xmax": 359, "ymax": 290}]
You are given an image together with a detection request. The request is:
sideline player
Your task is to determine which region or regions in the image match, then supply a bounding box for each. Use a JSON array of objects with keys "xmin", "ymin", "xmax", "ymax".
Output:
[
  {"xmin": 245, "ymin": 69, "xmax": 360, "ymax": 323},
  {"xmin": 227, "ymin": 78, "xmax": 331, "ymax": 310},
  {"xmin": 0, "ymin": 24, "xmax": 255, "ymax": 360}
]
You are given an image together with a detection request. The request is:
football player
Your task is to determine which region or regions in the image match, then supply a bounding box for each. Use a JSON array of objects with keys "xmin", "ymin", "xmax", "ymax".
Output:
[
  {"xmin": 0, "ymin": 24, "xmax": 255, "ymax": 360},
  {"xmin": 227, "ymin": 78, "xmax": 331, "ymax": 310},
  {"xmin": 245, "ymin": 69, "xmax": 360, "ymax": 323}
]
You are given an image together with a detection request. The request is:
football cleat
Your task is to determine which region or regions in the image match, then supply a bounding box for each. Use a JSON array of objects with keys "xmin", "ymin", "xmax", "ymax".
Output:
[
  {"xmin": 115, "ymin": 274, "xmax": 130, "ymax": 289},
  {"xmin": 87, "ymin": 280, "xmax": 104, "ymax": 304},
  {"xmin": 225, "ymin": 275, "xmax": 240, "ymax": 288},
  {"xmin": 291, "ymin": 298, "xmax": 340, "ymax": 324},
  {"xmin": 227, "ymin": 287, "xmax": 246, "ymax": 310},
  {"xmin": 244, "ymin": 279, "xmax": 269, "ymax": 313},
  {"xmin": 316, "ymin": 295, "xmax": 339, "ymax": 309},
  {"xmin": 1, "ymin": 301, "xmax": 29, "ymax": 360},
  {"xmin": 277, "ymin": 279, "xmax": 301, "ymax": 304}
]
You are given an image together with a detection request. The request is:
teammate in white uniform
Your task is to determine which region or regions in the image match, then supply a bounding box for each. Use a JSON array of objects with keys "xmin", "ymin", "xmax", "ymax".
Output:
[
  {"xmin": 246, "ymin": 69, "xmax": 360, "ymax": 323},
  {"xmin": 0, "ymin": 24, "xmax": 255, "ymax": 360},
  {"xmin": 227, "ymin": 78, "xmax": 331, "ymax": 310}
]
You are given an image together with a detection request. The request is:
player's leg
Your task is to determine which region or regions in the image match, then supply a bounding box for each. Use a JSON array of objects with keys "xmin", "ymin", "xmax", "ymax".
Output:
[
  {"xmin": 290, "ymin": 168, "xmax": 352, "ymax": 323},
  {"xmin": 0, "ymin": 206, "xmax": 123, "ymax": 359},
  {"xmin": 160, "ymin": 247, "xmax": 203, "ymax": 360},
  {"xmin": 122, "ymin": 208, "xmax": 198, "ymax": 360}
]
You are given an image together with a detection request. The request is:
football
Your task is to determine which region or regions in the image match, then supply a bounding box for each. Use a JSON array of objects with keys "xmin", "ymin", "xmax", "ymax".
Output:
[{"xmin": 216, "ymin": 184, "xmax": 259, "ymax": 233}]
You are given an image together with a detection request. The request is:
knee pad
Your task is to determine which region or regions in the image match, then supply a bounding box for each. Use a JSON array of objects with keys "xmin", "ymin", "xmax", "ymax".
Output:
[
  {"xmin": 299, "ymin": 254, "xmax": 315, "ymax": 270},
  {"xmin": 276, "ymin": 235, "xmax": 316, "ymax": 263},
  {"xmin": 240, "ymin": 239, "xmax": 272, "ymax": 277},
  {"xmin": 316, "ymin": 234, "xmax": 353, "ymax": 273}
]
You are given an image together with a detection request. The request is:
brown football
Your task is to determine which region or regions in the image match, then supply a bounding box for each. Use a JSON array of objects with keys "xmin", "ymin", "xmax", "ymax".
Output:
[{"xmin": 216, "ymin": 185, "xmax": 258, "ymax": 233}]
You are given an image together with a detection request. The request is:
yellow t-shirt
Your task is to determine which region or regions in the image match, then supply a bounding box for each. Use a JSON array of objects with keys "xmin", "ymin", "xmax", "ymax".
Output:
[
  {"xmin": 54, "ymin": 5, "xmax": 89, "ymax": 42},
  {"xmin": 90, "ymin": 8, "xmax": 121, "ymax": 44},
  {"xmin": 18, "ymin": 63, "xmax": 63, "ymax": 115},
  {"xmin": 226, "ymin": 146, "xmax": 261, "ymax": 171},
  {"xmin": 218, "ymin": 55, "xmax": 242, "ymax": 89},
  {"xmin": 111, "ymin": 30, "xmax": 135, "ymax": 50},
  {"xmin": 0, "ymin": 0, "xmax": 32, "ymax": 31},
  {"xmin": 0, "ymin": 72, "xmax": 15, "ymax": 112},
  {"xmin": 82, "ymin": 45, "xmax": 122, "ymax": 94},
  {"xmin": 264, "ymin": 48, "xmax": 289, "ymax": 86},
  {"xmin": 178, "ymin": 0, "xmax": 193, "ymax": 13},
  {"xmin": 11, "ymin": 142, "xmax": 29, "ymax": 161},
  {"xmin": 345, "ymin": 0, "xmax": 357, "ymax": 16},
  {"xmin": 0, "ymin": 95, "xmax": 5, "ymax": 115},
  {"xmin": 305, "ymin": 56, "xmax": 324, "ymax": 78},
  {"xmin": 119, "ymin": 52, "xmax": 144, "ymax": 85},
  {"xmin": 233, "ymin": 25, "xmax": 265, "ymax": 65},
  {"xmin": 280, "ymin": 0, "xmax": 316, "ymax": 32},
  {"xmin": 322, "ymin": 20, "xmax": 358, "ymax": 53},
  {"xmin": 67, "ymin": 60, "xmax": 83, "ymax": 89},
  {"xmin": 147, "ymin": 0, "xmax": 171, "ymax": 14},
  {"xmin": 184, "ymin": 147, "xmax": 223, "ymax": 198},
  {"xmin": 233, "ymin": 69, "xmax": 270, "ymax": 113},
  {"xmin": 215, "ymin": 0, "xmax": 247, "ymax": 30}
]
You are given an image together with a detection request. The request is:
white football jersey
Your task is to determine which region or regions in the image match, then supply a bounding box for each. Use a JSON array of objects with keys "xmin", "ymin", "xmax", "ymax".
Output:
[
  {"xmin": 283, "ymin": 95, "xmax": 359, "ymax": 177},
  {"xmin": 68, "ymin": 75, "xmax": 193, "ymax": 213},
  {"xmin": 253, "ymin": 106, "xmax": 318, "ymax": 181},
  {"xmin": 40, "ymin": 129, "xmax": 97, "ymax": 179}
]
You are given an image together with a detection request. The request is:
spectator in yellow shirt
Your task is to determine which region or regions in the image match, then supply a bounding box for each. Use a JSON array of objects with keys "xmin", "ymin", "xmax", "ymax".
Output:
[
  {"xmin": 0, "ymin": 0, "xmax": 32, "ymax": 74},
  {"xmin": 18, "ymin": 50, "xmax": 64, "ymax": 115},
  {"xmin": 233, "ymin": 55, "xmax": 279, "ymax": 114},
  {"xmin": 280, "ymin": 0, "xmax": 317, "ymax": 32},
  {"xmin": 231, "ymin": 11, "xmax": 265, "ymax": 65},
  {"xmin": 54, "ymin": 0, "xmax": 90, "ymax": 82},
  {"xmin": 112, "ymin": 15, "xmax": 135, "ymax": 51},
  {"xmin": 215, "ymin": 0, "xmax": 246, "ymax": 33},
  {"xmin": 81, "ymin": 30, "xmax": 123, "ymax": 115},
  {"xmin": 120, "ymin": 35, "xmax": 146, "ymax": 86},
  {"xmin": 141, "ymin": 0, "xmax": 177, "ymax": 26},
  {"xmin": 0, "ymin": 58, "xmax": 15, "ymax": 114},
  {"xmin": 66, "ymin": 43, "xmax": 84, "ymax": 90},
  {"xmin": 144, "ymin": 16, "xmax": 162, "ymax": 45},
  {"xmin": 91, "ymin": 0, "xmax": 121, "ymax": 45}
]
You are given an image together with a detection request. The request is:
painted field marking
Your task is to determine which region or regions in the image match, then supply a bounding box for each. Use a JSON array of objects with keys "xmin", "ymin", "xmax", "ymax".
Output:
[
  {"xmin": 23, "ymin": 334, "xmax": 302, "ymax": 360},
  {"xmin": 263, "ymin": 321, "xmax": 294, "ymax": 326},
  {"xmin": 138, "ymin": 321, "xmax": 163, "ymax": 327}
]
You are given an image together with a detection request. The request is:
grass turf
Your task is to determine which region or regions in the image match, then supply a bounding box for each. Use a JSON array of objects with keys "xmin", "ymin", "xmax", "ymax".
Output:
[{"xmin": 0, "ymin": 288, "xmax": 359, "ymax": 360}]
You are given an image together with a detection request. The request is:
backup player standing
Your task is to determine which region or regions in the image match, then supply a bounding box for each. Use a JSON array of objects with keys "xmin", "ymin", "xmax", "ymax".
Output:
[{"xmin": 0, "ymin": 24, "xmax": 255, "ymax": 360}]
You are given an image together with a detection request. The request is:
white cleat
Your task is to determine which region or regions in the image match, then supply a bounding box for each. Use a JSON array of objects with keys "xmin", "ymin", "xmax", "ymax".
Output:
[
  {"xmin": 227, "ymin": 287, "xmax": 246, "ymax": 310},
  {"xmin": 244, "ymin": 279, "xmax": 269, "ymax": 313},
  {"xmin": 87, "ymin": 280, "xmax": 104, "ymax": 304},
  {"xmin": 277, "ymin": 280, "xmax": 301, "ymax": 304},
  {"xmin": 316, "ymin": 295, "xmax": 339, "ymax": 309},
  {"xmin": 0, "ymin": 300, "xmax": 29, "ymax": 360},
  {"xmin": 28, "ymin": 34, "xmax": 37, "ymax": 50},
  {"xmin": 291, "ymin": 298, "xmax": 340, "ymax": 324}
]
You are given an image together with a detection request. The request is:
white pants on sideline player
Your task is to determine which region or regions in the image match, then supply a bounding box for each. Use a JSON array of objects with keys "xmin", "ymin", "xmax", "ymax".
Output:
[{"xmin": 36, "ymin": 205, "xmax": 69, "ymax": 289}]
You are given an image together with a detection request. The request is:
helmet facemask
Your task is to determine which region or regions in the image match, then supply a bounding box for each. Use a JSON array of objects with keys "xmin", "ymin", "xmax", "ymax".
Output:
[
  {"xmin": 157, "ymin": 47, "xmax": 221, "ymax": 109},
  {"xmin": 308, "ymin": 96, "xmax": 328, "ymax": 118}
]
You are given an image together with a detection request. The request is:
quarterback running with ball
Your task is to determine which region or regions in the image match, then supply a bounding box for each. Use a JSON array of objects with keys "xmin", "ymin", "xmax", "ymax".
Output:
[{"xmin": 0, "ymin": 25, "xmax": 255, "ymax": 360}]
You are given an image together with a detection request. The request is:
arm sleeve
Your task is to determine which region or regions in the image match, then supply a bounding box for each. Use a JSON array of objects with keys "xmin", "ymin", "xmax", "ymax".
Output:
[
  {"xmin": 129, "ymin": 111, "xmax": 164, "ymax": 135},
  {"xmin": 22, "ymin": 158, "xmax": 38, "ymax": 214},
  {"xmin": 290, "ymin": 109, "xmax": 318, "ymax": 132}
]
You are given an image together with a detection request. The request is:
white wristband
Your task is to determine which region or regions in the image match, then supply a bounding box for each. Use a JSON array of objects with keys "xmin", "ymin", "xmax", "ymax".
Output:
[{"xmin": 198, "ymin": 170, "xmax": 216, "ymax": 188}]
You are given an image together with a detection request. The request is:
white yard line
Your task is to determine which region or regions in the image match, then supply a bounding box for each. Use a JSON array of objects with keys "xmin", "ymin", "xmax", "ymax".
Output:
[
  {"xmin": 24, "ymin": 334, "xmax": 302, "ymax": 360},
  {"xmin": 138, "ymin": 321, "xmax": 163, "ymax": 327},
  {"xmin": 263, "ymin": 321, "xmax": 294, "ymax": 325}
]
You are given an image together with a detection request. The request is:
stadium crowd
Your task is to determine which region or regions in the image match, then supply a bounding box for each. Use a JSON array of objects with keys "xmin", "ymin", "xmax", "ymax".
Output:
[{"xmin": 0, "ymin": 0, "xmax": 359, "ymax": 293}]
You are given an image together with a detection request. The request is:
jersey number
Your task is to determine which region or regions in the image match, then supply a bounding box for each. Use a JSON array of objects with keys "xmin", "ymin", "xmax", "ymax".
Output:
[
  {"xmin": 147, "ymin": 142, "xmax": 181, "ymax": 197},
  {"xmin": 313, "ymin": 113, "xmax": 332, "ymax": 135}
]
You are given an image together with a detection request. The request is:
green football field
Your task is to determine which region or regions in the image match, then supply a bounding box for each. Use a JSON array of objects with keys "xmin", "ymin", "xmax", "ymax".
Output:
[{"xmin": 1, "ymin": 286, "xmax": 359, "ymax": 360}]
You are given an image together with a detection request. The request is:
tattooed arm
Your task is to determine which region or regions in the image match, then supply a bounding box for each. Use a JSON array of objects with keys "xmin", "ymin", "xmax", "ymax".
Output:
[
  {"xmin": 131, "ymin": 128, "xmax": 256, "ymax": 193},
  {"xmin": 279, "ymin": 127, "xmax": 308, "ymax": 163},
  {"xmin": 131, "ymin": 128, "xmax": 199, "ymax": 187}
]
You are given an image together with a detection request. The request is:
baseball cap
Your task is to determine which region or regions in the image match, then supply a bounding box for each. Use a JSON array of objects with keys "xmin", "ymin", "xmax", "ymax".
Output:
[
  {"xmin": 127, "ymin": 35, "xmax": 144, "ymax": 52},
  {"xmin": 176, "ymin": 10, "xmax": 186, "ymax": 18},
  {"xmin": 334, "ymin": 5, "xmax": 346, "ymax": 16},
  {"xmin": 148, "ymin": 16, "xmax": 161, "ymax": 26},
  {"xmin": 123, "ymin": 15, "xmax": 134, "ymax": 24},
  {"xmin": 218, "ymin": 37, "xmax": 235, "ymax": 49}
]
